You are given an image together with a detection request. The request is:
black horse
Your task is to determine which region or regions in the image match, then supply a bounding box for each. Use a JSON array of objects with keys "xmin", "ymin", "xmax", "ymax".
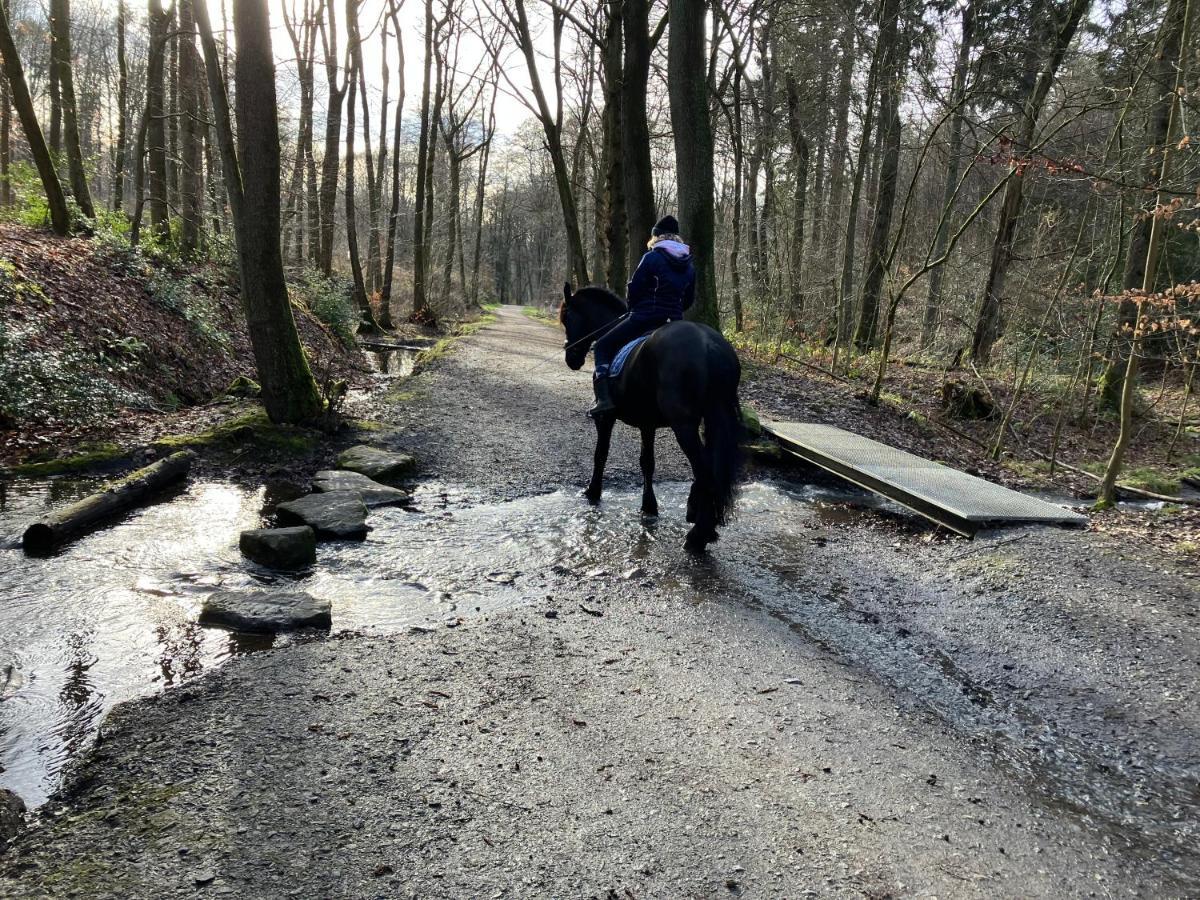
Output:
[{"xmin": 559, "ymin": 283, "xmax": 742, "ymax": 552}]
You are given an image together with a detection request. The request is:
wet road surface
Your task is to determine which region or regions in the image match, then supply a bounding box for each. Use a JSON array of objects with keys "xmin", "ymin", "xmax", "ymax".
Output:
[{"xmin": 0, "ymin": 305, "xmax": 1196, "ymax": 897}]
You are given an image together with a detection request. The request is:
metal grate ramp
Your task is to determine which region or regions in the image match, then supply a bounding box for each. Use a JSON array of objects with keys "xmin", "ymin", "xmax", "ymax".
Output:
[{"xmin": 764, "ymin": 421, "xmax": 1088, "ymax": 537}]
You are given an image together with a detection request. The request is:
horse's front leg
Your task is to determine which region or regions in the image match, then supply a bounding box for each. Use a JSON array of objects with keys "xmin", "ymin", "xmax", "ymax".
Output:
[
  {"xmin": 639, "ymin": 427, "xmax": 658, "ymax": 518},
  {"xmin": 584, "ymin": 415, "xmax": 615, "ymax": 505}
]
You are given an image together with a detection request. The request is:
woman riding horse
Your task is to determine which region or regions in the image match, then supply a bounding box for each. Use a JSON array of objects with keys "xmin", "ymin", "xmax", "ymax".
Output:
[{"xmin": 590, "ymin": 215, "xmax": 695, "ymax": 416}]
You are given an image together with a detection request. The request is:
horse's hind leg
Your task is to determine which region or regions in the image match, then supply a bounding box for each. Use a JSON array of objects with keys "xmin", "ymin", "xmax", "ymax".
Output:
[
  {"xmin": 671, "ymin": 422, "xmax": 717, "ymax": 551},
  {"xmin": 584, "ymin": 415, "xmax": 615, "ymax": 505},
  {"xmin": 639, "ymin": 427, "xmax": 658, "ymax": 518}
]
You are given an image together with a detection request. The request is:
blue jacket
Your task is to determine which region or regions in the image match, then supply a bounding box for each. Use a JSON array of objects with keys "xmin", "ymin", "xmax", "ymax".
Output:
[{"xmin": 627, "ymin": 241, "xmax": 696, "ymax": 322}]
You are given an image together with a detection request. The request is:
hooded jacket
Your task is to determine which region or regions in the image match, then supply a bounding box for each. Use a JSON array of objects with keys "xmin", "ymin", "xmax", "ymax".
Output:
[{"xmin": 626, "ymin": 240, "xmax": 696, "ymax": 322}]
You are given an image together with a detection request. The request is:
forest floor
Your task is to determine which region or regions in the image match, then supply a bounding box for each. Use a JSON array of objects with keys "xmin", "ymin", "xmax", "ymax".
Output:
[{"xmin": 2, "ymin": 306, "xmax": 1197, "ymax": 897}]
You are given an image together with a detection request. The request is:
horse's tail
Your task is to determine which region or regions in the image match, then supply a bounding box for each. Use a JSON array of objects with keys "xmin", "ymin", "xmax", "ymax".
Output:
[{"xmin": 703, "ymin": 397, "xmax": 742, "ymax": 528}]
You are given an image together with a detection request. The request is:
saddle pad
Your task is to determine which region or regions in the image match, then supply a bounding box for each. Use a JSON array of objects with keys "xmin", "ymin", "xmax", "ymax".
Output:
[{"xmin": 610, "ymin": 335, "xmax": 650, "ymax": 376}]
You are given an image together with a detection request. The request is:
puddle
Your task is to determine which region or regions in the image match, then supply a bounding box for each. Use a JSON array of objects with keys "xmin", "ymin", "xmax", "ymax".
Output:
[{"xmin": 0, "ymin": 476, "xmax": 888, "ymax": 806}]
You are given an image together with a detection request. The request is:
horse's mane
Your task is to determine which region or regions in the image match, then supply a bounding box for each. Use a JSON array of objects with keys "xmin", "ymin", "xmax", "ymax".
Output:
[{"xmin": 559, "ymin": 284, "xmax": 627, "ymax": 324}]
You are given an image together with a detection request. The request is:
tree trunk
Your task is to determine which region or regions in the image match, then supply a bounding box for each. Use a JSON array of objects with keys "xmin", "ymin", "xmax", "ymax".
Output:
[
  {"xmin": 50, "ymin": 0, "xmax": 95, "ymax": 219},
  {"xmin": 0, "ymin": 0, "xmax": 71, "ymax": 234},
  {"xmin": 622, "ymin": 0, "xmax": 656, "ymax": 272},
  {"xmin": 837, "ymin": 19, "xmax": 879, "ymax": 341},
  {"xmin": 970, "ymin": 0, "xmax": 1091, "ymax": 365},
  {"xmin": 0, "ymin": 66, "xmax": 10, "ymax": 208},
  {"xmin": 112, "ymin": 0, "xmax": 128, "ymax": 212},
  {"xmin": 853, "ymin": 0, "xmax": 903, "ymax": 349},
  {"xmin": 48, "ymin": 35, "xmax": 61, "ymax": 155},
  {"xmin": 825, "ymin": 20, "xmax": 854, "ymax": 231},
  {"xmin": 344, "ymin": 0, "xmax": 378, "ymax": 332},
  {"xmin": 147, "ymin": 0, "xmax": 171, "ymax": 243},
  {"xmin": 317, "ymin": 0, "xmax": 347, "ymax": 275},
  {"xmin": 1100, "ymin": 0, "xmax": 1189, "ymax": 406},
  {"xmin": 381, "ymin": 0, "xmax": 405, "ymax": 324},
  {"xmin": 601, "ymin": 0, "xmax": 627, "ymax": 292},
  {"xmin": 23, "ymin": 452, "xmax": 195, "ymax": 553},
  {"xmin": 218, "ymin": 0, "xmax": 322, "ymax": 423},
  {"xmin": 920, "ymin": 1, "xmax": 975, "ymax": 347},
  {"xmin": 411, "ymin": 0, "xmax": 435, "ymax": 322},
  {"xmin": 669, "ymin": 0, "xmax": 718, "ymax": 328},
  {"xmin": 469, "ymin": 78, "xmax": 496, "ymax": 306},
  {"xmin": 785, "ymin": 71, "xmax": 810, "ymax": 325},
  {"xmin": 178, "ymin": 0, "xmax": 204, "ymax": 256}
]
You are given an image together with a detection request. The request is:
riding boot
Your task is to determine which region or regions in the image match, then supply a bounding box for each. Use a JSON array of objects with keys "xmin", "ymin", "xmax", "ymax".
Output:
[{"xmin": 589, "ymin": 371, "xmax": 615, "ymax": 418}]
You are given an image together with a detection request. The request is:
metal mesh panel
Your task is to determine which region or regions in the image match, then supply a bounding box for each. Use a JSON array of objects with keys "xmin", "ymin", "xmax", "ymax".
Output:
[{"xmin": 765, "ymin": 422, "xmax": 1087, "ymax": 526}]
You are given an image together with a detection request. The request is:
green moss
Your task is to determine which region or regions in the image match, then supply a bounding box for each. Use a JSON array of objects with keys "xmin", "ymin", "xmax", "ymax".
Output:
[
  {"xmin": 347, "ymin": 417, "xmax": 388, "ymax": 432},
  {"xmin": 523, "ymin": 306, "xmax": 557, "ymax": 325},
  {"xmin": 1120, "ymin": 467, "xmax": 1181, "ymax": 496},
  {"xmin": 153, "ymin": 410, "xmax": 319, "ymax": 456},
  {"xmin": 10, "ymin": 442, "xmax": 128, "ymax": 476},
  {"xmin": 740, "ymin": 403, "xmax": 762, "ymax": 437},
  {"xmin": 225, "ymin": 375, "xmax": 261, "ymax": 397}
]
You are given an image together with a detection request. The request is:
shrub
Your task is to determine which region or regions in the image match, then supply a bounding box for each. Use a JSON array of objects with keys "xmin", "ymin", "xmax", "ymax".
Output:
[
  {"xmin": 290, "ymin": 268, "xmax": 357, "ymax": 345},
  {"xmin": 0, "ymin": 320, "xmax": 147, "ymax": 428}
]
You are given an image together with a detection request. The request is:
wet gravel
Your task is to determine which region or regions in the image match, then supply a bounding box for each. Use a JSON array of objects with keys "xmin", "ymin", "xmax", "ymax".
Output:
[{"xmin": 2, "ymin": 306, "xmax": 1197, "ymax": 897}]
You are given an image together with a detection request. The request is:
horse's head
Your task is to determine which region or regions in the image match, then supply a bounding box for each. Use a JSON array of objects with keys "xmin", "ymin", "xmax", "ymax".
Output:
[{"xmin": 559, "ymin": 282, "xmax": 627, "ymax": 371}]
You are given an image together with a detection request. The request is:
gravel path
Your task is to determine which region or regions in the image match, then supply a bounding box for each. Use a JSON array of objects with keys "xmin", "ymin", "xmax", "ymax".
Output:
[{"xmin": 1, "ymin": 306, "xmax": 1196, "ymax": 898}]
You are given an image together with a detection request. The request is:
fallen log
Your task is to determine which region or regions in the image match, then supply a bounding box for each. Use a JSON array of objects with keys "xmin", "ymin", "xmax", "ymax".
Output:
[{"xmin": 22, "ymin": 450, "xmax": 196, "ymax": 553}]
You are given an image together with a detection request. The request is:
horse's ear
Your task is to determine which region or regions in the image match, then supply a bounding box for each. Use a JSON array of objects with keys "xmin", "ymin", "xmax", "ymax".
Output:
[{"xmin": 563, "ymin": 282, "xmax": 573, "ymax": 303}]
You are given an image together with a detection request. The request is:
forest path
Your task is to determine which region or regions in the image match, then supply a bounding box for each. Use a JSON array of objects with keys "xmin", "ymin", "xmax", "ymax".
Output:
[{"xmin": 1, "ymin": 306, "xmax": 1197, "ymax": 897}]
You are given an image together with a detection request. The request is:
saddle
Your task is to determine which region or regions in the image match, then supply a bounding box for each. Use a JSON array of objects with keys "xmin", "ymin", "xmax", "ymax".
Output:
[{"xmin": 610, "ymin": 334, "xmax": 651, "ymax": 377}]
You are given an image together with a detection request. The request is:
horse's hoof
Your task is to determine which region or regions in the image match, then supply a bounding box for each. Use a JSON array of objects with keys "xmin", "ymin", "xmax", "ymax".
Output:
[
  {"xmin": 685, "ymin": 526, "xmax": 718, "ymax": 552},
  {"xmin": 641, "ymin": 512, "xmax": 659, "ymax": 524},
  {"xmin": 583, "ymin": 489, "xmax": 601, "ymax": 506}
]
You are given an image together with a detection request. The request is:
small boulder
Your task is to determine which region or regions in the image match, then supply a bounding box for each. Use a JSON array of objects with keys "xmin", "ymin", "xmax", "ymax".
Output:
[
  {"xmin": 336, "ymin": 445, "xmax": 416, "ymax": 482},
  {"xmin": 276, "ymin": 491, "xmax": 369, "ymax": 540},
  {"xmin": 199, "ymin": 590, "xmax": 332, "ymax": 633},
  {"xmin": 0, "ymin": 788, "xmax": 26, "ymax": 848},
  {"xmin": 239, "ymin": 526, "xmax": 316, "ymax": 569},
  {"xmin": 312, "ymin": 470, "xmax": 409, "ymax": 508}
]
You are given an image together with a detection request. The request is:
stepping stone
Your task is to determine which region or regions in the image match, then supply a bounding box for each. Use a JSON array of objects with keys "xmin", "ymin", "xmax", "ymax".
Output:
[
  {"xmin": 276, "ymin": 491, "xmax": 369, "ymax": 540},
  {"xmin": 312, "ymin": 470, "xmax": 409, "ymax": 508},
  {"xmin": 239, "ymin": 525, "xmax": 316, "ymax": 569},
  {"xmin": 336, "ymin": 445, "xmax": 416, "ymax": 482},
  {"xmin": 199, "ymin": 590, "xmax": 331, "ymax": 633}
]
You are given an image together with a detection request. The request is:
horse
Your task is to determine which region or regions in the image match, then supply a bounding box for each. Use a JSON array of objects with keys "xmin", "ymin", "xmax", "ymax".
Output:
[{"xmin": 559, "ymin": 282, "xmax": 742, "ymax": 552}]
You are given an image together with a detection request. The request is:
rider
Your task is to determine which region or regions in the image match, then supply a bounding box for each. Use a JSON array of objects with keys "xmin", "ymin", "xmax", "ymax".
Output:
[{"xmin": 590, "ymin": 215, "xmax": 696, "ymax": 416}]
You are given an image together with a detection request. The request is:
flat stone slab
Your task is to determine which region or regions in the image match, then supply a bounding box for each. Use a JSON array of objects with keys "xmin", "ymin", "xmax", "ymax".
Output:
[
  {"xmin": 199, "ymin": 590, "xmax": 332, "ymax": 633},
  {"xmin": 312, "ymin": 470, "xmax": 409, "ymax": 508},
  {"xmin": 0, "ymin": 787, "xmax": 25, "ymax": 845},
  {"xmin": 336, "ymin": 445, "xmax": 416, "ymax": 482},
  {"xmin": 239, "ymin": 526, "xmax": 316, "ymax": 569},
  {"xmin": 276, "ymin": 491, "xmax": 369, "ymax": 540}
]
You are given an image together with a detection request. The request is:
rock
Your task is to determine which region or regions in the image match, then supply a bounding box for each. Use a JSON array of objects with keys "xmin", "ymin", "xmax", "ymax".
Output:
[
  {"xmin": 0, "ymin": 788, "xmax": 26, "ymax": 848},
  {"xmin": 199, "ymin": 590, "xmax": 332, "ymax": 633},
  {"xmin": 1, "ymin": 663, "xmax": 22, "ymax": 700},
  {"xmin": 276, "ymin": 492, "xmax": 369, "ymax": 540},
  {"xmin": 239, "ymin": 526, "xmax": 316, "ymax": 569},
  {"xmin": 311, "ymin": 470, "xmax": 409, "ymax": 508},
  {"xmin": 336, "ymin": 445, "xmax": 416, "ymax": 482}
]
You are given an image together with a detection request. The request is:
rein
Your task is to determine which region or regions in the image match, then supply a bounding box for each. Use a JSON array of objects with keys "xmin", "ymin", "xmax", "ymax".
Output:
[{"xmin": 563, "ymin": 312, "xmax": 630, "ymax": 352}]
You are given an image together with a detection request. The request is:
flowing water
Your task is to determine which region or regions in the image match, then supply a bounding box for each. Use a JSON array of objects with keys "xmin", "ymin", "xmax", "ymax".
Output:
[{"xmin": 0, "ymin": 472, "xmax": 1196, "ymax": 882}]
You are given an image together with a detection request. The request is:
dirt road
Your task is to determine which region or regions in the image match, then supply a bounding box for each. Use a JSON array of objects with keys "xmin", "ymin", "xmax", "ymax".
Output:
[{"xmin": 2, "ymin": 306, "xmax": 1196, "ymax": 898}]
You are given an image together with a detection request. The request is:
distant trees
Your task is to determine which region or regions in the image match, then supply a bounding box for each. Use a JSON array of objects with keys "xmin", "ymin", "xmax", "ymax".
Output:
[{"xmin": 0, "ymin": 0, "xmax": 1197, "ymax": 490}]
